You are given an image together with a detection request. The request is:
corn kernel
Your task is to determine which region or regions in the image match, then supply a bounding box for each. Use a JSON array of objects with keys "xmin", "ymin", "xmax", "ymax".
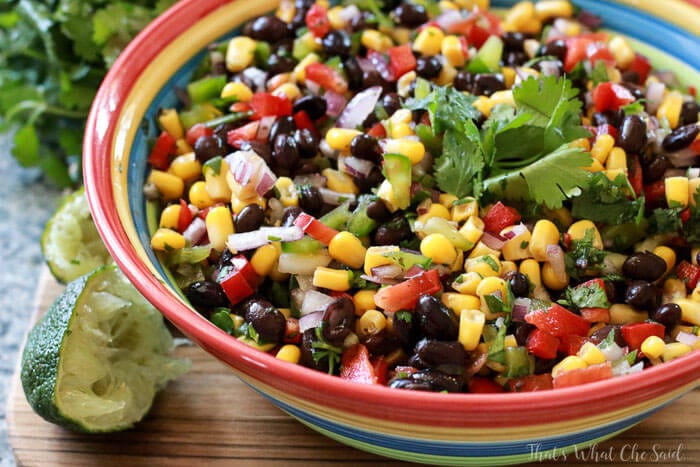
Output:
[
  {"xmin": 552, "ymin": 355, "xmax": 587, "ymax": 378},
  {"xmin": 413, "ymin": 26, "xmax": 444, "ymax": 56},
  {"xmin": 230, "ymin": 194, "xmax": 266, "ymax": 215},
  {"xmin": 158, "ymin": 108, "xmax": 184, "ymax": 140},
  {"xmin": 434, "ymin": 60, "xmax": 457, "ymax": 86},
  {"xmin": 519, "ymin": 259, "xmax": 542, "ymax": 286},
  {"xmin": 569, "ymin": 137, "xmax": 591, "ymax": 152},
  {"xmin": 421, "ymin": 233, "xmax": 458, "ymax": 265},
  {"xmin": 327, "ymin": 6, "xmax": 346, "ymax": 29},
  {"xmin": 467, "ymin": 241, "xmax": 501, "ymax": 259},
  {"xmin": 567, "ymin": 220, "xmax": 603, "ymax": 250},
  {"xmin": 500, "ymin": 261, "xmax": 518, "ymax": 276},
  {"xmin": 358, "ymin": 309, "xmax": 387, "ymax": 337},
  {"xmin": 529, "ymin": 219, "xmax": 560, "ymax": 261},
  {"xmin": 606, "ymin": 147, "xmax": 627, "ymax": 171},
  {"xmin": 329, "ymin": 231, "xmax": 367, "ymax": 269},
  {"xmin": 313, "ymin": 267, "xmax": 351, "ymax": 291},
  {"xmin": 472, "ymin": 95, "xmax": 493, "ymax": 117},
  {"xmin": 640, "ymin": 335, "xmax": 666, "ymax": 359},
  {"xmin": 582, "ymin": 158, "xmax": 604, "ymax": 173},
  {"xmin": 591, "ymin": 134, "xmax": 615, "ymax": 164},
  {"xmin": 661, "ymin": 342, "xmax": 692, "ymax": 362},
  {"xmin": 577, "ymin": 342, "xmax": 607, "ymax": 365},
  {"xmin": 607, "ymin": 36, "xmax": 635, "ymax": 69},
  {"xmin": 489, "ymin": 90, "xmax": 515, "ymax": 108},
  {"xmin": 204, "ymin": 159, "xmax": 232, "ymax": 202},
  {"xmin": 442, "ymin": 293, "xmax": 480, "ymax": 316},
  {"xmin": 159, "ymin": 203, "xmax": 182, "ymax": 230},
  {"xmin": 272, "ymin": 83, "xmax": 302, "ymax": 101},
  {"xmin": 376, "ymin": 179, "xmax": 399, "ymax": 212},
  {"xmin": 325, "ymin": 128, "xmax": 361, "ymax": 152},
  {"xmin": 168, "ymin": 152, "xmax": 202, "ymax": 183},
  {"xmin": 251, "ymin": 243, "xmax": 281, "ymax": 277},
  {"xmin": 452, "ymin": 197, "xmax": 479, "ymax": 223},
  {"xmin": 657, "ymin": 90, "xmax": 684, "ymax": 129},
  {"xmin": 189, "ymin": 180, "xmax": 215, "ymax": 209},
  {"xmin": 459, "ymin": 309, "xmax": 486, "ymax": 351},
  {"xmin": 220, "ymin": 81, "xmax": 253, "ymax": 101},
  {"xmin": 274, "ymin": 176, "xmax": 299, "ymax": 207},
  {"xmin": 148, "ymin": 170, "xmax": 184, "ymax": 201},
  {"xmin": 397, "ymin": 71, "xmax": 417, "ymax": 98},
  {"xmin": 174, "ymin": 139, "xmax": 193, "ymax": 156},
  {"xmin": 451, "ymin": 272, "xmax": 482, "ymax": 295},
  {"xmin": 226, "ymin": 36, "xmax": 257, "ymax": 72},
  {"xmin": 353, "ymin": 290, "xmax": 377, "ymax": 316},
  {"xmin": 542, "ymin": 262, "xmax": 570, "ymax": 291},
  {"xmin": 442, "ymin": 35, "xmax": 465, "ymax": 68},
  {"xmin": 504, "ymin": 334, "xmax": 518, "ymax": 348},
  {"xmin": 500, "ymin": 225, "xmax": 531, "ymax": 261},
  {"xmin": 677, "ymin": 298, "xmax": 700, "ymax": 325},
  {"xmin": 276, "ymin": 344, "xmax": 301, "ymax": 363},
  {"xmin": 689, "ymin": 178, "xmax": 700, "ymax": 206},
  {"xmin": 364, "ymin": 245, "xmax": 400, "ymax": 275},
  {"xmin": 465, "ymin": 254, "xmax": 502, "ymax": 277},
  {"xmin": 609, "ymin": 304, "xmax": 648, "ymax": 324},
  {"xmin": 151, "ymin": 228, "xmax": 186, "ymax": 251},
  {"xmin": 293, "ymin": 53, "xmax": 321, "ymax": 83},
  {"xmin": 361, "ymin": 29, "xmax": 393, "ymax": 52},
  {"xmin": 205, "ymin": 206, "xmax": 235, "ymax": 252},
  {"xmin": 439, "ymin": 193, "xmax": 458, "ymax": 209},
  {"xmin": 652, "ymin": 245, "xmax": 676, "ymax": 276},
  {"xmin": 322, "ymin": 168, "xmax": 359, "ymax": 194},
  {"xmin": 534, "ymin": 0, "xmax": 573, "ymax": 21},
  {"xmin": 502, "ymin": 67, "xmax": 516, "ymax": 88},
  {"xmin": 382, "ymin": 138, "xmax": 426, "ymax": 165},
  {"xmin": 665, "ymin": 176, "xmax": 690, "ymax": 208}
]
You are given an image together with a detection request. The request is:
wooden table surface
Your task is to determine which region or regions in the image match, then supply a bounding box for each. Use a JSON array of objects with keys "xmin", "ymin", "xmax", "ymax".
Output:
[{"xmin": 7, "ymin": 269, "xmax": 700, "ymax": 466}]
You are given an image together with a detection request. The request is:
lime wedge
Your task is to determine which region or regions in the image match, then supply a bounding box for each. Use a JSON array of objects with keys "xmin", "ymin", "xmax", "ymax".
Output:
[
  {"xmin": 21, "ymin": 265, "xmax": 190, "ymax": 432},
  {"xmin": 41, "ymin": 188, "xmax": 112, "ymax": 283}
]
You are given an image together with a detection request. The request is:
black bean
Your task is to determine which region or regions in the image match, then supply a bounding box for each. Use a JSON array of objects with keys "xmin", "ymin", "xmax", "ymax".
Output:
[
  {"xmin": 504, "ymin": 51, "xmax": 528, "ymax": 67},
  {"xmin": 514, "ymin": 322, "xmax": 535, "ymax": 346},
  {"xmin": 234, "ymin": 204, "xmax": 265, "ymax": 233},
  {"xmin": 322, "ymin": 297, "xmax": 356, "ymax": 345},
  {"xmin": 373, "ymin": 216, "xmax": 411, "ymax": 245},
  {"xmin": 295, "ymin": 161, "xmax": 320, "ymax": 175},
  {"xmin": 680, "ymin": 101, "xmax": 699, "ymax": 125},
  {"xmin": 472, "ymin": 74, "xmax": 505, "ymax": 97},
  {"xmin": 363, "ymin": 332, "xmax": 401, "ymax": 356},
  {"xmin": 272, "ymin": 134, "xmax": 300, "ymax": 171},
  {"xmin": 415, "ymin": 56, "xmax": 443, "ymax": 79},
  {"xmin": 266, "ymin": 54, "xmax": 296, "ymax": 76},
  {"xmin": 193, "ymin": 135, "xmax": 225, "ymax": 162},
  {"xmin": 662, "ymin": 123, "xmax": 700, "ymax": 152},
  {"xmin": 625, "ymin": 280, "xmax": 658, "ymax": 310},
  {"xmin": 502, "ymin": 31, "xmax": 526, "ymax": 52},
  {"xmin": 537, "ymin": 39, "xmax": 567, "ymax": 61},
  {"xmin": 414, "ymin": 295, "xmax": 459, "ymax": 341},
  {"xmin": 341, "ymin": 57, "xmax": 363, "ymax": 91},
  {"xmin": 390, "ymin": 311, "xmax": 415, "ymax": 352},
  {"xmin": 618, "ymin": 115, "xmax": 647, "ymax": 154},
  {"xmin": 244, "ymin": 298, "xmax": 286, "ymax": 344},
  {"xmin": 292, "ymin": 95, "xmax": 327, "ymax": 121},
  {"xmin": 183, "ymin": 281, "xmax": 229, "ymax": 311},
  {"xmin": 366, "ymin": 199, "xmax": 391, "ymax": 221},
  {"xmin": 642, "ymin": 155, "xmax": 670, "ymax": 183},
  {"xmin": 621, "ymin": 70, "xmax": 641, "ymax": 84},
  {"xmin": 392, "ymin": 3, "xmax": 428, "ymax": 27},
  {"xmin": 239, "ymin": 140, "xmax": 272, "ymax": 165},
  {"xmin": 322, "ymin": 30, "xmax": 352, "ymax": 57},
  {"xmin": 506, "ymin": 271, "xmax": 530, "ymax": 298},
  {"xmin": 293, "ymin": 128, "xmax": 318, "ymax": 158},
  {"xmin": 298, "ymin": 185, "xmax": 323, "ymax": 215},
  {"xmin": 589, "ymin": 324, "xmax": 626, "ymax": 347},
  {"xmin": 248, "ymin": 15, "xmax": 291, "ymax": 42},
  {"xmin": 268, "ymin": 116, "xmax": 296, "ymax": 145},
  {"xmin": 350, "ymin": 134, "xmax": 382, "ymax": 163},
  {"xmin": 280, "ymin": 206, "xmax": 302, "ymax": 226},
  {"xmin": 353, "ymin": 165, "xmax": 384, "ymax": 193},
  {"xmin": 652, "ymin": 303, "xmax": 682, "ymax": 328},
  {"xmin": 299, "ymin": 328, "xmax": 330, "ymax": 372},
  {"xmin": 389, "ymin": 370, "xmax": 461, "ymax": 393},
  {"xmin": 381, "ymin": 92, "xmax": 402, "ymax": 116},
  {"xmin": 349, "ymin": 11, "xmax": 370, "ymax": 32},
  {"xmin": 453, "ymin": 71, "xmax": 474, "ymax": 92},
  {"xmin": 622, "ymin": 251, "xmax": 667, "ymax": 282},
  {"xmin": 410, "ymin": 339, "xmax": 465, "ymax": 376}
]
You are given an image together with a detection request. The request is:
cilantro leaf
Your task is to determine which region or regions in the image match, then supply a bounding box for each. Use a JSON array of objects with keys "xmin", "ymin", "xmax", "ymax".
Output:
[
  {"xmin": 565, "ymin": 281, "xmax": 610, "ymax": 310},
  {"xmin": 433, "ymin": 126, "xmax": 484, "ymax": 198},
  {"xmin": 565, "ymin": 229, "xmax": 607, "ymax": 280},
  {"xmin": 571, "ymin": 172, "xmax": 646, "ymax": 225}
]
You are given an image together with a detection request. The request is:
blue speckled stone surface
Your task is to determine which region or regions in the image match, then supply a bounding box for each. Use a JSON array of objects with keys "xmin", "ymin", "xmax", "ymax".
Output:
[{"xmin": 0, "ymin": 141, "xmax": 62, "ymax": 466}]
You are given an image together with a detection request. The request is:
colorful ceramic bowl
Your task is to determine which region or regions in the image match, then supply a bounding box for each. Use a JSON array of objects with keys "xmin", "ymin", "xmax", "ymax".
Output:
[{"xmin": 84, "ymin": 1, "xmax": 700, "ymax": 465}]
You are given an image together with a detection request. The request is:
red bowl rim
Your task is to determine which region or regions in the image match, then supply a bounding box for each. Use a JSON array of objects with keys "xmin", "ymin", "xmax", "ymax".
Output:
[{"xmin": 84, "ymin": 0, "xmax": 700, "ymax": 427}]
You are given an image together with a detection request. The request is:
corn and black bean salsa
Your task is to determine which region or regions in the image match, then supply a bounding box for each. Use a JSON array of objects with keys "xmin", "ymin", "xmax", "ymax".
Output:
[{"xmin": 144, "ymin": 0, "xmax": 700, "ymax": 392}]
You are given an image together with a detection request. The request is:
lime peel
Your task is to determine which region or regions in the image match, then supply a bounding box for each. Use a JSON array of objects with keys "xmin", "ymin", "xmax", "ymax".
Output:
[{"xmin": 21, "ymin": 265, "xmax": 190, "ymax": 432}]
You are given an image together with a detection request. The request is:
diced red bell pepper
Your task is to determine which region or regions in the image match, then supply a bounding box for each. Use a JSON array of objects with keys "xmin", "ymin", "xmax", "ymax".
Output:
[
  {"xmin": 305, "ymin": 3, "xmax": 330, "ymax": 38},
  {"xmin": 625, "ymin": 53, "xmax": 653, "ymax": 83},
  {"xmin": 680, "ymin": 208, "xmax": 691, "ymax": 224},
  {"xmin": 468, "ymin": 376, "xmax": 506, "ymax": 393},
  {"xmin": 293, "ymin": 110, "xmax": 317, "ymax": 133},
  {"xmin": 373, "ymin": 269, "xmax": 442, "ymax": 312},
  {"xmin": 230, "ymin": 254, "xmax": 259, "ymax": 287},
  {"xmin": 372, "ymin": 357, "xmax": 388, "ymax": 386},
  {"xmin": 293, "ymin": 212, "xmax": 339, "ymax": 245},
  {"xmin": 620, "ymin": 322, "xmax": 665, "ymax": 351},
  {"xmin": 304, "ymin": 62, "xmax": 349, "ymax": 94},
  {"xmin": 643, "ymin": 179, "xmax": 666, "ymax": 207},
  {"xmin": 552, "ymin": 361, "xmax": 613, "ymax": 388},
  {"xmin": 563, "ymin": 33, "xmax": 609, "ymax": 72},
  {"xmin": 177, "ymin": 199, "xmax": 193, "ymax": 233},
  {"xmin": 586, "ymin": 42, "xmax": 615, "ymax": 66},
  {"xmin": 387, "ymin": 44, "xmax": 417, "ymax": 79},
  {"xmin": 249, "ymin": 92, "xmax": 292, "ymax": 120},
  {"xmin": 591, "ymin": 81, "xmax": 636, "ymax": 113},
  {"xmin": 226, "ymin": 121, "xmax": 260, "ymax": 148},
  {"xmin": 340, "ymin": 344, "xmax": 380, "ymax": 384},
  {"xmin": 692, "ymin": 138, "xmax": 700, "ymax": 154},
  {"xmin": 676, "ymin": 260, "xmax": 700, "ymax": 290},
  {"xmin": 628, "ymin": 155, "xmax": 643, "ymax": 197},
  {"xmin": 580, "ymin": 307, "xmax": 611, "ymax": 323},
  {"xmin": 527, "ymin": 328, "xmax": 560, "ymax": 359},
  {"xmin": 230, "ymin": 101, "xmax": 252, "ymax": 114},
  {"xmin": 283, "ymin": 317, "xmax": 301, "ymax": 344},
  {"xmin": 504, "ymin": 373, "xmax": 553, "ymax": 392},
  {"xmin": 367, "ymin": 122, "xmax": 386, "ymax": 138},
  {"xmin": 185, "ymin": 123, "xmax": 214, "ymax": 147},
  {"xmin": 558, "ymin": 334, "xmax": 589, "ymax": 356},
  {"xmin": 525, "ymin": 302, "xmax": 591, "ymax": 338},
  {"xmin": 218, "ymin": 267, "xmax": 255, "ymax": 305},
  {"xmin": 147, "ymin": 131, "xmax": 177, "ymax": 170},
  {"xmin": 482, "ymin": 201, "xmax": 521, "ymax": 234}
]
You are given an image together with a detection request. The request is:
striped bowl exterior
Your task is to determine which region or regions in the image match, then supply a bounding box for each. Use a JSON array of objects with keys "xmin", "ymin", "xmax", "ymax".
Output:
[{"xmin": 84, "ymin": 1, "xmax": 700, "ymax": 465}]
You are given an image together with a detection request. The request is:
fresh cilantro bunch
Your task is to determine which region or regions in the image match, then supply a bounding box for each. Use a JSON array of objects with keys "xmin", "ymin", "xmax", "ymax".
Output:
[
  {"xmin": 411, "ymin": 75, "xmax": 592, "ymax": 209},
  {"xmin": 0, "ymin": 0, "xmax": 175, "ymax": 187}
]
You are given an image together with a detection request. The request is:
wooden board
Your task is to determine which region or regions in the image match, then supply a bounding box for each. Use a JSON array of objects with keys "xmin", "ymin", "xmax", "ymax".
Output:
[{"xmin": 7, "ymin": 268, "xmax": 700, "ymax": 466}]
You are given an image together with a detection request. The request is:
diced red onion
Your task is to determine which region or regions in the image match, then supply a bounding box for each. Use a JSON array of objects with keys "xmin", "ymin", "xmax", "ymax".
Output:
[
  {"xmin": 301, "ymin": 290, "xmax": 335, "ymax": 315},
  {"xmin": 503, "ymin": 223, "xmax": 529, "ymax": 240},
  {"xmin": 319, "ymin": 187, "xmax": 356, "ymax": 205},
  {"xmin": 599, "ymin": 341, "xmax": 625, "ymax": 362},
  {"xmin": 666, "ymin": 147, "xmax": 699, "ymax": 168},
  {"xmin": 645, "ymin": 81, "xmax": 665, "ymax": 114},
  {"xmin": 356, "ymin": 57, "xmax": 376, "ymax": 74},
  {"xmin": 337, "ymin": 86, "xmax": 382, "ymax": 129},
  {"xmin": 653, "ymin": 70, "xmax": 679, "ymax": 87},
  {"xmin": 371, "ymin": 263, "xmax": 404, "ymax": 280},
  {"xmin": 290, "ymin": 288, "xmax": 305, "ymax": 313},
  {"xmin": 241, "ymin": 67, "xmax": 267, "ymax": 92},
  {"xmin": 481, "ymin": 231, "xmax": 507, "ymax": 250},
  {"xmin": 339, "ymin": 4, "xmax": 360, "ymax": 23},
  {"xmin": 259, "ymin": 225, "xmax": 304, "ymax": 242},
  {"xmin": 676, "ymin": 331, "xmax": 699, "ymax": 346},
  {"xmin": 511, "ymin": 297, "xmax": 531, "ymax": 322},
  {"xmin": 320, "ymin": 139, "xmax": 339, "ymax": 159},
  {"xmin": 183, "ymin": 217, "xmax": 206, "ymax": 246},
  {"xmin": 538, "ymin": 60, "xmax": 561, "ymax": 77},
  {"xmin": 404, "ymin": 264, "xmax": 427, "ymax": 278},
  {"xmin": 277, "ymin": 251, "xmax": 331, "ymax": 275},
  {"xmin": 343, "ymin": 156, "xmax": 375, "ymax": 178},
  {"xmin": 225, "ymin": 150, "xmax": 277, "ymax": 197},
  {"xmin": 305, "ymin": 80, "xmax": 321, "ymax": 96},
  {"xmin": 368, "ymin": 50, "xmax": 394, "ymax": 82},
  {"xmin": 226, "ymin": 230, "xmax": 274, "ymax": 252},
  {"xmin": 324, "ymin": 90, "xmax": 347, "ymax": 118},
  {"xmin": 359, "ymin": 274, "xmax": 399, "ymax": 285},
  {"xmin": 434, "ymin": 9, "xmax": 463, "ymax": 30},
  {"xmin": 295, "ymin": 274, "xmax": 315, "ymax": 292},
  {"xmin": 299, "ymin": 310, "xmax": 324, "ymax": 332},
  {"xmin": 294, "ymin": 173, "xmax": 327, "ymax": 187},
  {"xmin": 612, "ymin": 359, "xmax": 644, "ymax": 376},
  {"xmin": 256, "ymin": 115, "xmax": 276, "ymax": 141},
  {"xmin": 546, "ymin": 244, "xmax": 567, "ymax": 283}
]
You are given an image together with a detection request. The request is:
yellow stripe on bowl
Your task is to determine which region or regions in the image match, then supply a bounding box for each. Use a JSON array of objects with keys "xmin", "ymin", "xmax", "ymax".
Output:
[{"xmin": 615, "ymin": 0, "xmax": 700, "ymax": 36}]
